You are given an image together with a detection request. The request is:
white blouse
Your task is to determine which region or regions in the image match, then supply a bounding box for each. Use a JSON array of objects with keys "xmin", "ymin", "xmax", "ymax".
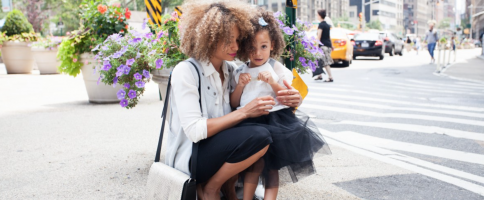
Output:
[{"xmin": 234, "ymin": 60, "xmax": 293, "ymax": 112}]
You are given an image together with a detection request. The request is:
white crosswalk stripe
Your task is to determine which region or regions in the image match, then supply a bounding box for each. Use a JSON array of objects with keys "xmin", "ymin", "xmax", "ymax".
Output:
[{"xmin": 303, "ymin": 78, "xmax": 484, "ymax": 197}]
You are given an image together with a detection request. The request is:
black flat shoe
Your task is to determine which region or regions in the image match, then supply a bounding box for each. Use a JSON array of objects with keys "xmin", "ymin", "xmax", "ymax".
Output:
[{"xmin": 324, "ymin": 79, "xmax": 333, "ymax": 82}]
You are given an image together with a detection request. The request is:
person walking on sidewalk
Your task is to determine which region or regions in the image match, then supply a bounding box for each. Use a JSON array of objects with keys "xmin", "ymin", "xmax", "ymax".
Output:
[
  {"xmin": 425, "ymin": 20, "xmax": 439, "ymax": 64},
  {"xmin": 406, "ymin": 36, "xmax": 413, "ymax": 52},
  {"xmin": 313, "ymin": 9, "xmax": 334, "ymax": 82}
]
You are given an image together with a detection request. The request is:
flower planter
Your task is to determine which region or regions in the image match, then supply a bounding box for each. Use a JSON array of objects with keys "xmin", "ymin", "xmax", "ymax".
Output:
[
  {"xmin": 1, "ymin": 41, "xmax": 34, "ymax": 74},
  {"xmin": 80, "ymin": 53, "xmax": 120, "ymax": 103},
  {"xmin": 31, "ymin": 47, "xmax": 60, "ymax": 74},
  {"xmin": 152, "ymin": 67, "xmax": 174, "ymax": 102}
]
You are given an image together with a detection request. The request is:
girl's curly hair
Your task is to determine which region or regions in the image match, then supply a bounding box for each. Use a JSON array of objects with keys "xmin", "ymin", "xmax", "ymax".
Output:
[
  {"xmin": 179, "ymin": 1, "xmax": 255, "ymax": 62},
  {"xmin": 237, "ymin": 9, "xmax": 285, "ymax": 62}
]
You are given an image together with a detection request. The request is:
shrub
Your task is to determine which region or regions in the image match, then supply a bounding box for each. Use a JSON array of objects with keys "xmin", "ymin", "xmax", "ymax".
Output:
[{"xmin": 1, "ymin": 9, "xmax": 33, "ymax": 36}]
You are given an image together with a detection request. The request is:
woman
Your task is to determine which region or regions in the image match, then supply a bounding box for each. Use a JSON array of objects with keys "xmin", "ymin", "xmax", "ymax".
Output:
[
  {"xmin": 314, "ymin": 9, "xmax": 334, "ymax": 82},
  {"xmin": 164, "ymin": 2, "xmax": 303, "ymax": 200},
  {"xmin": 406, "ymin": 36, "xmax": 412, "ymax": 52},
  {"xmin": 424, "ymin": 20, "xmax": 438, "ymax": 64}
]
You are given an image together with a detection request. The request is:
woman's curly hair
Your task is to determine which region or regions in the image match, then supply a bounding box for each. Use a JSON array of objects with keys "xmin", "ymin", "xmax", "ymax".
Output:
[
  {"xmin": 179, "ymin": 1, "xmax": 255, "ymax": 62},
  {"xmin": 237, "ymin": 9, "xmax": 286, "ymax": 62}
]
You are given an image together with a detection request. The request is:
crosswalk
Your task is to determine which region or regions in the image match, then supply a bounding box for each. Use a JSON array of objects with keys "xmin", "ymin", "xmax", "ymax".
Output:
[{"xmin": 299, "ymin": 77, "xmax": 484, "ymax": 198}]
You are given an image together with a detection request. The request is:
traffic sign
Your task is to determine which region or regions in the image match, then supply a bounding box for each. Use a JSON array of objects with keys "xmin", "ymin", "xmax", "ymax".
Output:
[{"xmin": 2, "ymin": 0, "xmax": 12, "ymax": 12}]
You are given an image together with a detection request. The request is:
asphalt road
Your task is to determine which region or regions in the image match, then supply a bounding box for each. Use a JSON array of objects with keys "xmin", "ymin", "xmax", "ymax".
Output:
[{"xmin": 0, "ymin": 48, "xmax": 483, "ymax": 200}]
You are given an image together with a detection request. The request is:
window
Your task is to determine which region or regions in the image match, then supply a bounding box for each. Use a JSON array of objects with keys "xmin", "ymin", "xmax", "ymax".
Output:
[
  {"xmin": 373, "ymin": 10, "xmax": 380, "ymax": 16},
  {"xmin": 350, "ymin": 11, "xmax": 355, "ymax": 18}
]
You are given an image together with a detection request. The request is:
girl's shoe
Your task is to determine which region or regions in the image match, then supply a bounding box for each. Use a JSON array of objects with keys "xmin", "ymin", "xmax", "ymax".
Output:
[{"xmin": 324, "ymin": 78, "xmax": 334, "ymax": 82}]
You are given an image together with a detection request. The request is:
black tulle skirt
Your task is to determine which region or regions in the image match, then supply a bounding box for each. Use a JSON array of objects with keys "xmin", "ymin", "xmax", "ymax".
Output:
[{"xmin": 236, "ymin": 108, "xmax": 331, "ymax": 183}]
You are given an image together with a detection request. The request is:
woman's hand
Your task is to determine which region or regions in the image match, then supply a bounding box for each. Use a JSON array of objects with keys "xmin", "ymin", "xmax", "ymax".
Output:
[
  {"xmin": 240, "ymin": 96, "xmax": 276, "ymax": 118},
  {"xmin": 276, "ymin": 80, "xmax": 302, "ymax": 107}
]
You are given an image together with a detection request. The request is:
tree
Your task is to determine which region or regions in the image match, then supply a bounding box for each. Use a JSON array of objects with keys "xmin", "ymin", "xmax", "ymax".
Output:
[
  {"xmin": 26, "ymin": 0, "xmax": 49, "ymax": 32},
  {"xmin": 438, "ymin": 17, "xmax": 451, "ymax": 29},
  {"xmin": 332, "ymin": 15, "xmax": 355, "ymax": 30},
  {"xmin": 366, "ymin": 20, "xmax": 382, "ymax": 30}
]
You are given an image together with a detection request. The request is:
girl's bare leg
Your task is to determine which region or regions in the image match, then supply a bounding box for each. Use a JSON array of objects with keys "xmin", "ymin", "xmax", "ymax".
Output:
[
  {"xmin": 221, "ymin": 175, "xmax": 238, "ymax": 200},
  {"xmin": 243, "ymin": 158, "xmax": 265, "ymax": 200},
  {"xmin": 264, "ymin": 170, "xmax": 279, "ymax": 200},
  {"xmin": 200, "ymin": 145, "xmax": 270, "ymax": 200}
]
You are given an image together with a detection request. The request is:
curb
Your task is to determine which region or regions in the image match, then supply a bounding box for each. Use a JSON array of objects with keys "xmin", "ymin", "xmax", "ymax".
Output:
[{"xmin": 432, "ymin": 54, "xmax": 484, "ymax": 85}]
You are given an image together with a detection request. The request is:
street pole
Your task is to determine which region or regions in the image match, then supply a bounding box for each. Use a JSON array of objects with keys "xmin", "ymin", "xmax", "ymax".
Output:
[
  {"xmin": 285, "ymin": 0, "xmax": 296, "ymax": 70},
  {"xmin": 361, "ymin": 0, "xmax": 365, "ymax": 30},
  {"xmin": 470, "ymin": 4, "xmax": 473, "ymax": 40}
]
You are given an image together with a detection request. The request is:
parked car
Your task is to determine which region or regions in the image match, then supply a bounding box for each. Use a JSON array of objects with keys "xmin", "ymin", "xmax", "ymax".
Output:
[
  {"xmin": 379, "ymin": 31, "xmax": 404, "ymax": 56},
  {"xmin": 330, "ymin": 28, "xmax": 353, "ymax": 67},
  {"xmin": 352, "ymin": 32, "xmax": 385, "ymax": 60}
]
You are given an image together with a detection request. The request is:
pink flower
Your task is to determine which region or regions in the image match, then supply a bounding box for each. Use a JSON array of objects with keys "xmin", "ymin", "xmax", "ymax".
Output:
[
  {"xmin": 171, "ymin": 11, "xmax": 178, "ymax": 18},
  {"xmin": 73, "ymin": 58, "xmax": 78, "ymax": 62},
  {"xmin": 84, "ymin": 60, "xmax": 89, "ymax": 65}
]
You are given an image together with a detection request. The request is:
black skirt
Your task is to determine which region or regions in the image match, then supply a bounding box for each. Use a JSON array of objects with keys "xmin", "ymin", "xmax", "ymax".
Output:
[{"xmin": 237, "ymin": 108, "xmax": 331, "ymax": 183}]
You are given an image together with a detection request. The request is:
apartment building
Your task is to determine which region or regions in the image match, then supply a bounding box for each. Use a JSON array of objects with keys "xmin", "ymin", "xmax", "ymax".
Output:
[
  {"xmin": 349, "ymin": 0, "xmax": 404, "ymax": 33},
  {"xmin": 404, "ymin": 0, "xmax": 431, "ymax": 37}
]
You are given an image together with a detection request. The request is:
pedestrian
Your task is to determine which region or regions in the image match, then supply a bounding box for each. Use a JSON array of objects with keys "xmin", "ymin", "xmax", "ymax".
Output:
[
  {"xmin": 415, "ymin": 37, "xmax": 421, "ymax": 55},
  {"xmin": 424, "ymin": 20, "xmax": 439, "ymax": 64},
  {"xmin": 165, "ymin": 2, "xmax": 303, "ymax": 200},
  {"xmin": 235, "ymin": 10, "xmax": 331, "ymax": 200},
  {"xmin": 406, "ymin": 36, "xmax": 412, "ymax": 52},
  {"xmin": 313, "ymin": 9, "xmax": 334, "ymax": 82}
]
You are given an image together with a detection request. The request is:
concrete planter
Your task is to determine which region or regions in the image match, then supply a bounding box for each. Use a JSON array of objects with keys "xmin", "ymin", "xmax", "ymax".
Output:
[
  {"xmin": 152, "ymin": 67, "xmax": 174, "ymax": 102},
  {"xmin": 31, "ymin": 47, "xmax": 60, "ymax": 74},
  {"xmin": 1, "ymin": 41, "xmax": 34, "ymax": 74},
  {"xmin": 80, "ymin": 53, "xmax": 120, "ymax": 103}
]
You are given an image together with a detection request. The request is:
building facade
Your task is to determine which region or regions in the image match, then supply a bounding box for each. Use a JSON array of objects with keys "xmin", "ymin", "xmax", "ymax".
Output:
[
  {"xmin": 245, "ymin": 0, "xmax": 349, "ymax": 24},
  {"xmin": 349, "ymin": 0, "xmax": 404, "ymax": 34},
  {"xmin": 403, "ymin": 0, "xmax": 431, "ymax": 37}
]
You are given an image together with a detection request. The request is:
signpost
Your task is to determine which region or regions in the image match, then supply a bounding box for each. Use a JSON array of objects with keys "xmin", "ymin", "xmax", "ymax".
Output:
[
  {"xmin": 285, "ymin": 0, "xmax": 297, "ymax": 70},
  {"xmin": 145, "ymin": 0, "xmax": 162, "ymax": 25},
  {"xmin": 1, "ymin": 0, "xmax": 12, "ymax": 12}
]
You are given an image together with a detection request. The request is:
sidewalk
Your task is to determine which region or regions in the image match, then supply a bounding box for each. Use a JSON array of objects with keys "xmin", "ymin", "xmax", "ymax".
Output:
[{"xmin": 440, "ymin": 50, "xmax": 484, "ymax": 83}]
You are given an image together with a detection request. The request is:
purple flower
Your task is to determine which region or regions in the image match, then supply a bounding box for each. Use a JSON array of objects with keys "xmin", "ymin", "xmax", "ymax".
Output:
[
  {"xmin": 126, "ymin": 58, "xmax": 135, "ymax": 66},
  {"xmin": 301, "ymin": 40, "xmax": 309, "ymax": 49},
  {"xmin": 273, "ymin": 11, "xmax": 281, "ymax": 18},
  {"xmin": 102, "ymin": 60, "xmax": 112, "ymax": 71},
  {"xmin": 128, "ymin": 89, "xmax": 137, "ymax": 98},
  {"xmin": 117, "ymin": 89, "xmax": 126, "ymax": 100},
  {"xmin": 123, "ymin": 66, "xmax": 131, "ymax": 75},
  {"xmin": 276, "ymin": 19, "xmax": 284, "ymax": 27},
  {"xmin": 142, "ymin": 18, "xmax": 147, "ymax": 30},
  {"xmin": 143, "ymin": 70, "xmax": 150, "ymax": 78},
  {"xmin": 119, "ymin": 46, "xmax": 128, "ymax": 54},
  {"xmin": 292, "ymin": 25, "xmax": 299, "ymax": 32},
  {"xmin": 120, "ymin": 99, "xmax": 129, "ymax": 107},
  {"xmin": 112, "ymin": 52, "xmax": 122, "ymax": 58},
  {"xmin": 299, "ymin": 57, "xmax": 308, "ymax": 67},
  {"xmin": 113, "ymin": 76, "xmax": 118, "ymax": 86},
  {"xmin": 134, "ymin": 72, "xmax": 142, "ymax": 80},
  {"xmin": 116, "ymin": 65, "xmax": 126, "ymax": 77},
  {"xmin": 124, "ymin": 83, "xmax": 131, "ymax": 89},
  {"xmin": 283, "ymin": 27, "xmax": 294, "ymax": 35},
  {"xmin": 92, "ymin": 44, "xmax": 100, "ymax": 51},
  {"xmin": 102, "ymin": 45, "xmax": 109, "ymax": 51},
  {"xmin": 155, "ymin": 59, "xmax": 163, "ymax": 69},
  {"xmin": 157, "ymin": 31, "xmax": 164, "ymax": 39},
  {"xmin": 308, "ymin": 60, "xmax": 316, "ymax": 72},
  {"xmin": 129, "ymin": 38, "xmax": 142, "ymax": 45},
  {"xmin": 97, "ymin": 76, "xmax": 101, "ymax": 85},
  {"xmin": 136, "ymin": 52, "xmax": 142, "ymax": 59},
  {"xmin": 109, "ymin": 34, "xmax": 121, "ymax": 41},
  {"xmin": 144, "ymin": 32, "xmax": 153, "ymax": 39},
  {"xmin": 135, "ymin": 81, "xmax": 145, "ymax": 88}
]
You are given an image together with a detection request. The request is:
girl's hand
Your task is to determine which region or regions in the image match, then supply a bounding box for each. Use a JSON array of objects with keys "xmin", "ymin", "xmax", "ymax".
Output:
[
  {"xmin": 276, "ymin": 80, "xmax": 302, "ymax": 107},
  {"xmin": 240, "ymin": 96, "xmax": 276, "ymax": 118},
  {"xmin": 238, "ymin": 73, "xmax": 251, "ymax": 87},
  {"xmin": 258, "ymin": 71, "xmax": 275, "ymax": 85}
]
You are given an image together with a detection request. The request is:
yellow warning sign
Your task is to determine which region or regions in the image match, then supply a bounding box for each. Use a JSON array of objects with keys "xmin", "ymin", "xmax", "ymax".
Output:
[{"xmin": 145, "ymin": 0, "xmax": 162, "ymax": 25}]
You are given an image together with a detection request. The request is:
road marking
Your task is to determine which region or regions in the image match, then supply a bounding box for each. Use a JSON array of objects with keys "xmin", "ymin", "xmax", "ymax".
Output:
[
  {"xmin": 301, "ymin": 104, "xmax": 484, "ymax": 127},
  {"xmin": 373, "ymin": 82, "xmax": 484, "ymax": 96},
  {"xmin": 334, "ymin": 120, "xmax": 484, "ymax": 142},
  {"xmin": 304, "ymin": 97, "xmax": 484, "ymax": 119},
  {"xmin": 308, "ymin": 86, "xmax": 428, "ymax": 100},
  {"xmin": 380, "ymin": 80, "xmax": 483, "ymax": 93},
  {"xmin": 306, "ymin": 93, "xmax": 484, "ymax": 112},
  {"xmin": 456, "ymin": 81, "xmax": 484, "ymax": 87},
  {"xmin": 321, "ymin": 129, "xmax": 484, "ymax": 196},
  {"xmin": 407, "ymin": 79, "xmax": 484, "ymax": 90}
]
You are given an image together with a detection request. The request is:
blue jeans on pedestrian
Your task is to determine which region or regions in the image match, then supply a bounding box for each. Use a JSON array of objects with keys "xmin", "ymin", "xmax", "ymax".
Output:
[{"xmin": 427, "ymin": 42, "xmax": 436, "ymax": 58}]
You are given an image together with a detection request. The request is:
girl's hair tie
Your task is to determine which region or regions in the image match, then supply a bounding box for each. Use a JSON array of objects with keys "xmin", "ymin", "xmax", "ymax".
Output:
[{"xmin": 259, "ymin": 17, "xmax": 268, "ymax": 27}]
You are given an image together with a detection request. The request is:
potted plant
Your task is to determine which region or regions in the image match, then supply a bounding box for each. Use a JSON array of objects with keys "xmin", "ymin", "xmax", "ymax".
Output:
[
  {"xmin": 0, "ymin": 9, "xmax": 40, "ymax": 74},
  {"xmin": 274, "ymin": 11, "xmax": 324, "ymax": 74},
  {"xmin": 95, "ymin": 16, "xmax": 187, "ymax": 108},
  {"xmin": 57, "ymin": 0, "xmax": 130, "ymax": 103},
  {"xmin": 31, "ymin": 37, "xmax": 62, "ymax": 74}
]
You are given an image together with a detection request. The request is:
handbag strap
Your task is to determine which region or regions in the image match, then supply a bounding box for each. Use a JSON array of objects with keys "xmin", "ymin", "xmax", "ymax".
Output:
[{"xmin": 154, "ymin": 60, "xmax": 202, "ymax": 181}]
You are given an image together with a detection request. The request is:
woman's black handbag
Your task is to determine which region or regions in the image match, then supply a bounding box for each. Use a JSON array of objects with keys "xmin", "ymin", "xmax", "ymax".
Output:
[{"xmin": 146, "ymin": 61, "xmax": 202, "ymax": 200}]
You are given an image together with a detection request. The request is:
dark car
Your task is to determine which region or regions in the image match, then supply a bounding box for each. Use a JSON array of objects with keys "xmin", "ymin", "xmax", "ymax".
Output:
[
  {"xmin": 352, "ymin": 33, "xmax": 385, "ymax": 60},
  {"xmin": 379, "ymin": 31, "xmax": 404, "ymax": 56}
]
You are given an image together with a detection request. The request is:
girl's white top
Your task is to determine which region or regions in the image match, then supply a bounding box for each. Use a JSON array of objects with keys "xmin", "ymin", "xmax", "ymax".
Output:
[{"xmin": 234, "ymin": 59, "xmax": 293, "ymax": 112}]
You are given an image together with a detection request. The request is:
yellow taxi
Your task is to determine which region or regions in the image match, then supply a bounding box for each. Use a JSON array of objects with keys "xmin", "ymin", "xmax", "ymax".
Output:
[
  {"xmin": 306, "ymin": 27, "xmax": 353, "ymax": 67},
  {"xmin": 330, "ymin": 28, "xmax": 353, "ymax": 67}
]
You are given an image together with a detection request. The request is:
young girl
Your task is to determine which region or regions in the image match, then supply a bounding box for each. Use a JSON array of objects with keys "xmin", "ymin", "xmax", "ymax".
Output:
[{"xmin": 231, "ymin": 10, "xmax": 331, "ymax": 200}]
